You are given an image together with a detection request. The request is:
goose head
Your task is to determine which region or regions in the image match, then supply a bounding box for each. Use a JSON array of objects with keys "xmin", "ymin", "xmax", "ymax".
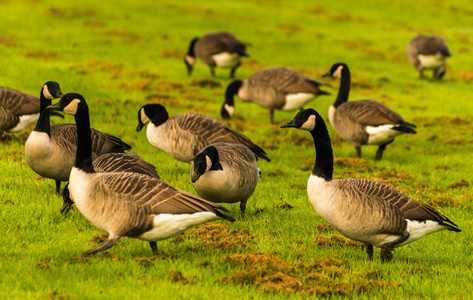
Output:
[
  {"xmin": 280, "ymin": 108, "xmax": 318, "ymax": 132},
  {"xmin": 184, "ymin": 37, "xmax": 199, "ymax": 75},
  {"xmin": 191, "ymin": 145, "xmax": 223, "ymax": 183},
  {"xmin": 136, "ymin": 104, "xmax": 169, "ymax": 132},
  {"xmin": 41, "ymin": 81, "xmax": 63, "ymax": 100},
  {"xmin": 221, "ymin": 80, "xmax": 242, "ymax": 119},
  {"xmin": 323, "ymin": 62, "xmax": 348, "ymax": 79},
  {"xmin": 47, "ymin": 93, "xmax": 87, "ymax": 116}
]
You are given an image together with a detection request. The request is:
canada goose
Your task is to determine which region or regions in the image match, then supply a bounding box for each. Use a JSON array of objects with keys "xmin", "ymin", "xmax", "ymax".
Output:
[
  {"xmin": 25, "ymin": 82, "xmax": 131, "ymax": 195},
  {"xmin": 48, "ymin": 93, "xmax": 235, "ymax": 256},
  {"xmin": 184, "ymin": 31, "xmax": 249, "ymax": 78},
  {"xmin": 136, "ymin": 103, "xmax": 270, "ymax": 163},
  {"xmin": 221, "ymin": 67, "xmax": 330, "ymax": 123},
  {"xmin": 281, "ymin": 109, "xmax": 461, "ymax": 262},
  {"xmin": 61, "ymin": 152, "xmax": 160, "ymax": 214},
  {"xmin": 407, "ymin": 35, "xmax": 451, "ymax": 80},
  {"xmin": 190, "ymin": 143, "xmax": 259, "ymax": 217},
  {"xmin": 323, "ymin": 63, "xmax": 417, "ymax": 160},
  {"xmin": 0, "ymin": 86, "xmax": 62, "ymax": 137}
]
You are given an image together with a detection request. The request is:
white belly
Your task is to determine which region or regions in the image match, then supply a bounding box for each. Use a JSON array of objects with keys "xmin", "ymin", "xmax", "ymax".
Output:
[
  {"xmin": 212, "ymin": 52, "xmax": 240, "ymax": 68},
  {"xmin": 8, "ymin": 113, "xmax": 39, "ymax": 132},
  {"xmin": 281, "ymin": 93, "xmax": 315, "ymax": 111},
  {"xmin": 138, "ymin": 212, "xmax": 219, "ymax": 241},
  {"xmin": 418, "ymin": 53, "xmax": 445, "ymax": 69},
  {"xmin": 366, "ymin": 125, "xmax": 403, "ymax": 145}
]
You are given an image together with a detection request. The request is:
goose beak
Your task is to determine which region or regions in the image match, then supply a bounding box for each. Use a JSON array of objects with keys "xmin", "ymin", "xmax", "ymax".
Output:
[
  {"xmin": 191, "ymin": 173, "xmax": 200, "ymax": 183},
  {"xmin": 280, "ymin": 119, "xmax": 297, "ymax": 128},
  {"xmin": 322, "ymin": 70, "xmax": 331, "ymax": 78},
  {"xmin": 136, "ymin": 122, "xmax": 144, "ymax": 132},
  {"xmin": 46, "ymin": 102, "xmax": 61, "ymax": 111},
  {"xmin": 55, "ymin": 90, "xmax": 64, "ymax": 99}
]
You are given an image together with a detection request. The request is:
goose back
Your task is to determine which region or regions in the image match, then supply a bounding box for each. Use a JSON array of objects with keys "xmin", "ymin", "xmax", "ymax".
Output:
[{"xmin": 195, "ymin": 31, "xmax": 248, "ymax": 67}]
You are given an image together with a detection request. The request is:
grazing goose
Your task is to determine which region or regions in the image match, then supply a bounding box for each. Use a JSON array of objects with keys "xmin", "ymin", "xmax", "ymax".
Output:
[
  {"xmin": 221, "ymin": 67, "xmax": 330, "ymax": 123},
  {"xmin": 281, "ymin": 109, "xmax": 461, "ymax": 262},
  {"xmin": 61, "ymin": 152, "xmax": 160, "ymax": 214},
  {"xmin": 136, "ymin": 103, "xmax": 270, "ymax": 163},
  {"xmin": 190, "ymin": 143, "xmax": 259, "ymax": 217},
  {"xmin": 323, "ymin": 63, "xmax": 417, "ymax": 160},
  {"xmin": 407, "ymin": 35, "xmax": 451, "ymax": 80},
  {"xmin": 184, "ymin": 31, "xmax": 249, "ymax": 78},
  {"xmin": 25, "ymin": 82, "xmax": 131, "ymax": 195},
  {"xmin": 0, "ymin": 86, "xmax": 62, "ymax": 137},
  {"xmin": 48, "ymin": 93, "xmax": 235, "ymax": 256}
]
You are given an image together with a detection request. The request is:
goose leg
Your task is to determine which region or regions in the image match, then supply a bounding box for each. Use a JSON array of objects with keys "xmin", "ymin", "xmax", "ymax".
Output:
[
  {"xmin": 375, "ymin": 140, "xmax": 394, "ymax": 161},
  {"xmin": 380, "ymin": 232, "xmax": 410, "ymax": 263},
  {"xmin": 210, "ymin": 67, "xmax": 215, "ymax": 77},
  {"xmin": 149, "ymin": 242, "xmax": 158, "ymax": 255},
  {"xmin": 60, "ymin": 196, "xmax": 74, "ymax": 215},
  {"xmin": 230, "ymin": 61, "xmax": 241, "ymax": 79},
  {"xmin": 81, "ymin": 235, "xmax": 120, "ymax": 256},
  {"xmin": 55, "ymin": 180, "xmax": 62, "ymax": 195},
  {"xmin": 240, "ymin": 199, "xmax": 248, "ymax": 218},
  {"xmin": 269, "ymin": 109, "xmax": 275, "ymax": 124},
  {"xmin": 366, "ymin": 245, "xmax": 374, "ymax": 261},
  {"xmin": 354, "ymin": 145, "xmax": 362, "ymax": 158}
]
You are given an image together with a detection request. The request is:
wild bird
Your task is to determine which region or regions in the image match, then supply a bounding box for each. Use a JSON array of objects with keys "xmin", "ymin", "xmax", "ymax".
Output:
[
  {"xmin": 323, "ymin": 63, "xmax": 417, "ymax": 160},
  {"xmin": 0, "ymin": 86, "xmax": 62, "ymax": 138},
  {"xmin": 24, "ymin": 82, "xmax": 131, "ymax": 195},
  {"xmin": 221, "ymin": 67, "xmax": 330, "ymax": 124},
  {"xmin": 136, "ymin": 103, "xmax": 270, "ymax": 163},
  {"xmin": 184, "ymin": 31, "xmax": 249, "ymax": 78},
  {"xmin": 61, "ymin": 152, "xmax": 160, "ymax": 214},
  {"xmin": 407, "ymin": 35, "xmax": 451, "ymax": 80},
  {"xmin": 48, "ymin": 93, "xmax": 235, "ymax": 256},
  {"xmin": 281, "ymin": 109, "xmax": 461, "ymax": 262},
  {"xmin": 190, "ymin": 143, "xmax": 259, "ymax": 217}
]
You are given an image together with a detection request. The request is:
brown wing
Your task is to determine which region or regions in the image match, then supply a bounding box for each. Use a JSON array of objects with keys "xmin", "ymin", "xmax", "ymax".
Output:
[
  {"xmin": 93, "ymin": 153, "xmax": 160, "ymax": 179},
  {"xmin": 0, "ymin": 87, "xmax": 40, "ymax": 116},
  {"xmin": 0, "ymin": 106, "xmax": 19, "ymax": 131},
  {"xmin": 409, "ymin": 36, "xmax": 451, "ymax": 57},
  {"xmin": 200, "ymin": 31, "xmax": 248, "ymax": 56},
  {"xmin": 337, "ymin": 100, "xmax": 405, "ymax": 126},
  {"xmin": 250, "ymin": 68, "xmax": 326, "ymax": 94}
]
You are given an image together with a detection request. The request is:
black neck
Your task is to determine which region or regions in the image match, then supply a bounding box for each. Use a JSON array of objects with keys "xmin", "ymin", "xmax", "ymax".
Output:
[
  {"xmin": 333, "ymin": 67, "xmax": 350, "ymax": 108},
  {"xmin": 187, "ymin": 38, "xmax": 198, "ymax": 57},
  {"xmin": 310, "ymin": 115, "xmax": 333, "ymax": 181},
  {"xmin": 74, "ymin": 106, "xmax": 95, "ymax": 173},
  {"xmin": 33, "ymin": 89, "xmax": 51, "ymax": 134}
]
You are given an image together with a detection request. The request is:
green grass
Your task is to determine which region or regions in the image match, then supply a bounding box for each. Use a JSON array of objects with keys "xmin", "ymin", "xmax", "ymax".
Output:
[{"xmin": 1, "ymin": 0, "xmax": 472, "ymax": 298}]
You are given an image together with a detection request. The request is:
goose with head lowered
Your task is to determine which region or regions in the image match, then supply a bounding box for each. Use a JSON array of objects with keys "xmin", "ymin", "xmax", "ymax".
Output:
[
  {"xmin": 323, "ymin": 63, "xmax": 416, "ymax": 160},
  {"xmin": 184, "ymin": 31, "xmax": 249, "ymax": 78},
  {"xmin": 190, "ymin": 143, "xmax": 259, "ymax": 217},
  {"xmin": 24, "ymin": 82, "xmax": 131, "ymax": 195},
  {"xmin": 221, "ymin": 67, "xmax": 330, "ymax": 124},
  {"xmin": 281, "ymin": 109, "xmax": 461, "ymax": 262},
  {"xmin": 48, "ymin": 93, "xmax": 235, "ymax": 256},
  {"xmin": 61, "ymin": 152, "xmax": 160, "ymax": 214},
  {"xmin": 136, "ymin": 103, "xmax": 270, "ymax": 163},
  {"xmin": 407, "ymin": 35, "xmax": 451, "ymax": 80}
]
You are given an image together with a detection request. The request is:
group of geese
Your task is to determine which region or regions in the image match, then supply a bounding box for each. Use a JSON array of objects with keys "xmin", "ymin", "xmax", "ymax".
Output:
[{"xmin": 1, "ymin": 31, "xmax": 460, "ymax": 262}]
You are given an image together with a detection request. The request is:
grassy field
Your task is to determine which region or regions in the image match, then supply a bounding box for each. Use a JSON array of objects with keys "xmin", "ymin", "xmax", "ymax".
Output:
[{"xmin": 1, "ymin": 0, "xmax": 472, "ymax": 298}]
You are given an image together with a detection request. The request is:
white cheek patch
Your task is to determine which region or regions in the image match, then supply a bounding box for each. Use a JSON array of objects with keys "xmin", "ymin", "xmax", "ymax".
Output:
[
  {"xmin": 63, "ymin": 99, "xmax": 81, "ymax": 115},
  {"xmin": 300, "ymin": 115, "xmax": 316, "ymax": 131},
  {"xmin": 224, "ymin": 104, "xmax": 234, "ymax": 117},
  {"xmin": 43, "ymin": 85, "xmax": 53, "ymax": 99},
  {"xmin": 205, "ymin": 155, "xmax": 212, "ymax": 172},
  {"xmin": 185, "ymin": 55, "xmax": 195, "ymax": 66},
  {"xmin": 333, "ymin": 65, "xmax": 344, "ymax": 78},
  {"xmin": 140, "ymin": 108, "xmax": 150, "ymax": 124}
]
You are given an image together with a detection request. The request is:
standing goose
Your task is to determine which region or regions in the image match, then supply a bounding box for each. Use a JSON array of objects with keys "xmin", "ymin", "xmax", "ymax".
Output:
[
  {"xmin": 61, "ymin": 152, "xmax": 160, "ymax": 214},
  {"xmin": 190, "ymin": 143, "xmax": 259, "ymax": 217},
  {"xmin": 0, "ymin": 86, "xmax": 62, "ymax": 137},
  {"xmin": 221, "ymin": 67, "xmax": 330, "ymax": 124},
  {"xmin": 48, "ymin": 93, "xmax": 235, "ymax": 256},
  {"xmin": 25, "ymin": 82, "xmax": 131, "ymax": 195},
  {"xmin": 136, "ymin": 103, "xmax": 270, "ymax": 163},
  {"xmin": 184, "ymin": 31, "xmax": 249, "ymax": 78},
  {"xmin": 407, "ymin": 35, "xmax": 451, "ymax": 80},
  {"xmin": 281, "ymin": 109, "xmax": 461, "ymax": 262},
  {"xmin": 323, "ymin": 63, "xmax": 417, "ymax": 160}
]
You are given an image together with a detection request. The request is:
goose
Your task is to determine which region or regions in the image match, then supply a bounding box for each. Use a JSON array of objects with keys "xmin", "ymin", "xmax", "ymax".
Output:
[
  {"xmin": 323, "ymin": 63, "xmax": 417, "ymax": 160},
  {"xmin": 136, "ymin": 103, "xmax": 270, "ymax": 163},
  {"xmin": 221, "ymin": 67, "xmax": 330, "ymax": 123},
  {"xmin": 184, "ymin": 31, "xmax": 249, "ymax": 78},
  {"xmin": 61, "ymin": 152, "xmax": 160, "ymax": 214},
  {"xmin": 48, "ymin": 93, "xmax": 235, "ymax": 256},
  {"xmin": 407, "ymin": 35, "xmax": 451, "ymax": 80},
  {"xmin": 0, "ymin": 86, "xmax": 62, "ymax": 137},
  {"xmin": 281, "ymin": 109, "xmax": 461, "ymax": 262},
  {"xmin": 190, "ymin": 143, "xmax": 259, "ymax": 217},
  {"xmin": 25, "ymin": 82, "xmax": 131, "ymax": 195}
]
